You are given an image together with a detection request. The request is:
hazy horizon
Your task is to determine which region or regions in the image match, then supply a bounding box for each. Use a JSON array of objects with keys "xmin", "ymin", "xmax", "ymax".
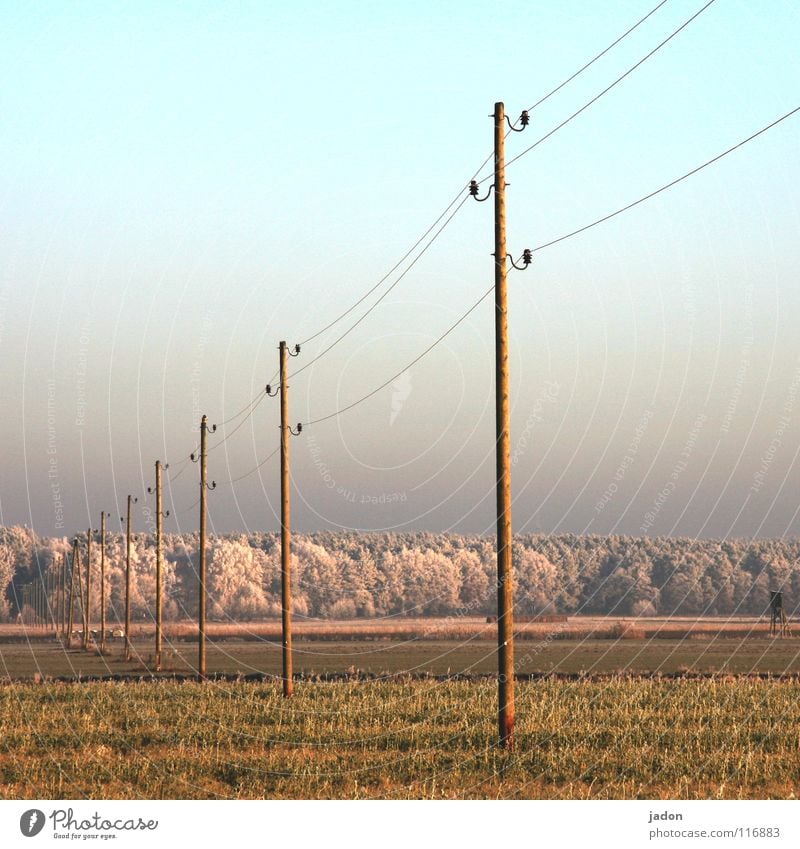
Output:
[{"xmin": 2, "ymin": 1, "xmax": 800, "ymax": 542}]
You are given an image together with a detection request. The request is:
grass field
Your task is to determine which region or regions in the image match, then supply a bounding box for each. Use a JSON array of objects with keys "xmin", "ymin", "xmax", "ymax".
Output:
[
  {"xmin": 2, "ymin": 637, "xmax": 800, "ymax": 679},
  {"xmin": 3, "ymin": 617, "xmax": 798, "ymax": 800},
  {"xmin": 2, "ymin": 616, "xmax": 799, "ymax": 680},
  {"xmin": 1, "ymin": 614, "xmax": 788, "ymax": 643},
  {"xmin": 1, "ymin": 678, "xmax": 799, "ymax": 799}
]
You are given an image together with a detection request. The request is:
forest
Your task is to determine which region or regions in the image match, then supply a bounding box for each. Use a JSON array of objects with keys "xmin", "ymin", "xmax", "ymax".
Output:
[{"xmin": 1, "ymin": 526, "xmax": 798, "ymax": 623}]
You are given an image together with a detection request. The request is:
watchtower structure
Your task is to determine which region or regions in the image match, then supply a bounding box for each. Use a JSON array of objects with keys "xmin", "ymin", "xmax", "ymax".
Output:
[{"xmin": 769, "ymin": 591, "xmax": 790, "ymax": 637}]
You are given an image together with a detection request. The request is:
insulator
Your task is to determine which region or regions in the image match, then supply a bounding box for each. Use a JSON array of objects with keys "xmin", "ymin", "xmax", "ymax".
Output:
[
  {"xmin": 520, "ymin": 110, "xmax": 530, "ymax": 127},
  {"xmin": 522, "ymin": 248, "xmax": 532, "ymax": 265},
  {"xmin": 297, "ymin": 422, "xmax": 303, "ymax": 434},
  {"xmin": 469, "ymin": 180, "xmax": 479, "ymax": 197},
  {"xmin": 295, "ymin": 344, "xmax": 301, "ymax": 354},
  {"xmin": 265, "ymin": 384, "xmax": 272, "ymax": 394}
]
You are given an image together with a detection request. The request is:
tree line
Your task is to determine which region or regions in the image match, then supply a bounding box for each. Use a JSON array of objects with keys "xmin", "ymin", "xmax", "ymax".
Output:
[{"xmin": 1, "ymin": 525, "xmax": 798, "ymax": 623}]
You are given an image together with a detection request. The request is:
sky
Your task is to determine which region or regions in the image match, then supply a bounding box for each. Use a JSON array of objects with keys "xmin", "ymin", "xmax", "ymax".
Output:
[{"xmin": 1, "ymin": 0, "xmax": 799, "ymax": 541}]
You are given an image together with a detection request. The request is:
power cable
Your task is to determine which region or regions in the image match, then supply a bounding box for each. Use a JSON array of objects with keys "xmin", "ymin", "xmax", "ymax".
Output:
[
  {"xmin": 303, "ymin": 285, "xmax": 494, "ymax": 426},
  {"xmin": 289, "ymin": 196, "xmax": 469, "ymax": 381},
  {"xmin": 498, "ymin": 0, "xmax": 717, "ymax": 175},
  {"xmin": 527, "ymin": 0, "xmax": 670, "ymax": 112},
  {"xmin": 300, "ymin": 102, "xmax": 800, "ymax": 427},
  {"xmin": 532, "ymin": 104, "xmax": 800, "ymax": 253}
]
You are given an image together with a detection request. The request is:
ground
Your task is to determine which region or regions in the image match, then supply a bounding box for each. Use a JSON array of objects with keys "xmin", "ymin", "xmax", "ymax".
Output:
[{"xmin": 1, "ymin": 617, "xmax": 797, "ymax": 800}]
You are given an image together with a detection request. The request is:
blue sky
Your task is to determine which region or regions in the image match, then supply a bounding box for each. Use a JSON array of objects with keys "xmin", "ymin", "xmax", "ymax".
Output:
[{"xmin": 1, "ymin": 0, "xmax": 799, "ymax": 539}]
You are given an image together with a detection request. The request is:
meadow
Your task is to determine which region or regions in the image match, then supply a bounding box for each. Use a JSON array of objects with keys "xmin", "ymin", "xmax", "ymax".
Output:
[
  {"xmin": 2, "ymin": 636, "xmax": 800, "ymax": 680},
  {"xmin": 1, "ymin": 616, "xmax": 798, "ymax": 680},
  {"xmin": 2, "ymin": 616, "xmax": 798, "ymax": 800},
  {"xmin": 1, "ymin": 678, "xmax": 799, "ymax": 799}
]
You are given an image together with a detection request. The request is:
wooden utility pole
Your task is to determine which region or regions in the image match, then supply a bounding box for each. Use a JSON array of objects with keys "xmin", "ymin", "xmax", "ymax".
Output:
[
  {"xmin": 54, "ymin": 559, "xmax": 59, "ymax": 632},
  {"xmin": 83, "ymin": 528, "xmax": 92, "ymax": 650},
  {"xmin": 47, "ymin": 569, "xmax": 53, "ymax": 631},
  {"xmin": 60, "ymin": 552, "xmax": 67, "ymax": 635},
  {"xmin": 123, "ymin": 495, "xmax": 136, "ymax": 661},
  {"xmin": 49, "ymin": 568, "xmax": 55, "ymax": 631},
  {"xmin": 196, "ymin": 415, "xmax": 215, "ymax": 681},
  {"xmin": 99, "ymin": 511, "xmax": 107, "ymax": 651},
  {"xmin": 280, "ymin": 341, "xmax": 294, "ymax": 697},
  {"xmin": 67, "ymin": 539, "xmax": 78, "ymax": 647},
  {"xmin": 76, "ymin": 539, "xmax": 87, "ymax": 646},
  {"xmin": 493, "ymin": 101, "xmax": 515, "ymax": 750},
  {"xmin": 148, "ymin": 463, "xmax": 167, "ymax": 672}
]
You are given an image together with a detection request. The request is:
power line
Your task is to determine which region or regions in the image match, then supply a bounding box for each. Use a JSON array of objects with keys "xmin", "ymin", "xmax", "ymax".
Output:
[
  {"xmin": 298, "ymin": 189, "xmax": 478, "ymax": 348},
  {"xmin": 289, "ymin": 195, "xmax": 469, "ymax": 382},
  {"xmin": 215, "ymin": 390, "xmax": 265, "ymax": 427},
  {"xmin": 303, "ymin": 284, "xmax": 493, "ymax": 426},
  {"xmin": 527, "ymin": 0, "xmax": 670, "ymax": 112},
  {"xmin": 293, "ymin": 3, "xmax": 674, "ymax": 356},
  {"xmin": 189, "ymin": 3, "xmax": 676, "ymax": 432},
  {"xmin": 498, "ymin": 0, "xmax": 717, "ymax": 175},
  {"xmin": 154, "ymin": 0, "xmax": 715, "ymax": 478},
  {"xmin": 219, "ymin": 446, "xmax": 280, "ymax": 486},
  {"xmin": 532, "ymin": 104, "xmax": 800, "ymax": 253},
  {"xmin": 300, "ymin": 102, "xmax": 800, "ymax": 429},
  {"xmin": 177, "ymin": 492, "xmax": 200, "ymax": 516},
  {"xmin": 165, "ymin": 454, "xmax": 193, "ymax": 484},
  {"xmin": 207, "ymin": 389, "xmax": 270, "ymax": 454}
]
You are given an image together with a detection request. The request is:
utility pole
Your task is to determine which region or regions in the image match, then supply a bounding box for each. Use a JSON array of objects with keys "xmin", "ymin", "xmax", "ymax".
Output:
[
  {"xmin": 67, "ymin": 538, "xmax": 78, "ymax": 648},
  {"xmin": 493, "ymin": 101, "xmax": 515, "ymax": 750},
  {"xmin": 83, "ymin": 528, "xmax": 92, "ymax": 651},
  {"xmin": 268, "ymin": 341, "xmax": 302, "ymax": 697},
  {"xmin": 76, "ymin": 538, "xmax": 87, "ymax": 648},
  {"xmin": 47, "ymin": 569, "xmax": 54, "ymax": 632},
  {"xmin": 122, "ymin": 495, "xmax": 137, "ymax": 662},
  {"xmin": 193, "ymin": 416, "xmax": 215, "ymax": 681},
  {"xmin": 99, "ymin": 511, "xmax": 107, "ymax": 652},
  {"xmin": 54, "ymin": 559, "xmax": 59, "ymax": 633},
  {"xmin": 60, "ymin": 552, "xmax": 67, "ymax": 636},
  {"xmin": 468, "ymin": 102, "xmax": 529, "ymax": 749},
  {"xmin": 280, "ymin": 341, "xmax": 293, "ymax": 698},
  {"xmin": 148, "ymin": 464, "xmax": 169, "ymax": 672}
]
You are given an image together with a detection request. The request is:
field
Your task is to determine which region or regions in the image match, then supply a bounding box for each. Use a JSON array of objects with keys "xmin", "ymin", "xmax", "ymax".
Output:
[
  {"xmin": 1, "ymin": 616, "xmax": 798, "ymax": 680},
  {"xmin": 2, "ymin": 617, "xmax": 798, "ymax": 800},
  {"xmin": 2, "ymin": 679, "xmax": 800, "ymax": 799}
]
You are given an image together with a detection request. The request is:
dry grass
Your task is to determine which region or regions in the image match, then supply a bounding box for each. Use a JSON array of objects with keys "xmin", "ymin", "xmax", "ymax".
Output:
[
  {"xmin": 1, "ymin": 678, "xmax": 799, "ymax": 799},
  {"xmin": 0, "ymin": 615, "xmax": 781, "ymax": 643}
]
